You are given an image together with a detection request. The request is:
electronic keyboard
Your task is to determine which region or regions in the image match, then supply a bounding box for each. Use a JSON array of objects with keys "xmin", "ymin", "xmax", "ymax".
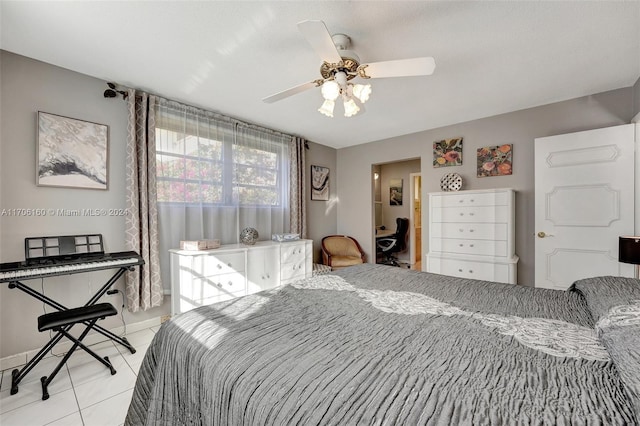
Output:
[
  {"xmin": 0, "ymin": 251, "xmax": 144, "ymax": 282},
  {"xmin": 3, "ymin": 234, "xmax": 144, "ymax": 396}
]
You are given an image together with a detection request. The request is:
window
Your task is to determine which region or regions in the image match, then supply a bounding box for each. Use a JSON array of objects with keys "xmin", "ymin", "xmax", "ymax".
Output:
[{"xmin": 155, "ymin": 117, "xmax": 287, "ymax": 207}]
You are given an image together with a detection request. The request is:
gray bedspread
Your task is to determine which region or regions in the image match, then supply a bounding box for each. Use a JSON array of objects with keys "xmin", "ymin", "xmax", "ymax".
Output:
[{"xmin": 126, "ymin": 264, "xmax": 639, "ymax": 425}]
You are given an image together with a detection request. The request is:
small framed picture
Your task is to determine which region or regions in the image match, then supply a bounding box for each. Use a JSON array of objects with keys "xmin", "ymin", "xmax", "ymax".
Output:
[
  {"xmin": 311, "ymin": 165, "xmax": 329, "ymax": 201},
  {"xmin": 477, "ymin": 144, "xmax": 513, "ymax": 178},
  {"xmin": 390, "ymin": 178, "xmax": 403, "ymax": 206},
  {"xmin": 37, "ymin": 111, "xmax": 109, "ymax": 190},
  {"xmin": 433, "ymin": 137, "xmax": 463, "ymax": 167}
]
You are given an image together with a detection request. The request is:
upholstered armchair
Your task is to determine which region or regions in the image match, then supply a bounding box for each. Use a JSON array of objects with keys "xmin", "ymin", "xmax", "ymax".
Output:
[{"xmin": 321, "ymin": 235, "xmax": 366, "ymax": 270}]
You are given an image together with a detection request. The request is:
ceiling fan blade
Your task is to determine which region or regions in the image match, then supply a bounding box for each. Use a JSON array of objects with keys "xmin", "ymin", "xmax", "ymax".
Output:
[
  {"xmin": 360, "ymin": 57, "xmax": 436, "ymax": 79},
  {"xmin": 262, "ymin": 81, "xmax": 318, "ymax": 104},
  {"xmin": 297, "ymin": 20, "xmax": 343, "ymax": 64}
]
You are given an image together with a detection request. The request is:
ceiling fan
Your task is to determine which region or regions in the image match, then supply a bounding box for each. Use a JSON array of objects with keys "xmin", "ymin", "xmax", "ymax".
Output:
[{"xmin": 262, "ymin": 20, "xmax": 436, "ymax": 118}]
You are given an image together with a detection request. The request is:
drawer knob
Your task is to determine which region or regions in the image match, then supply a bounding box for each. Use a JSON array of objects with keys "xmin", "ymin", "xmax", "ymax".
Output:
[
  {"xmin": 459, "ymin": 200, "xmax": 463, "ymax": 203},
  {"xmin": 458, "ymin": 268, "xmax": 463, "ymax": 272},
  {"xmin": 469, "ymin": 213, "xmax": 474, "ymax": 216},
  {"xmin": 228, "ymin": 281, "xmax": 233, "ymax": 286},
  {"xmin": 470, "ymin": 199, "xmax": 474, "ymax": 202},
  {"xmin": 470, "ymin": 244, "xmax": 474, "ymax": 248},
  {"xmin": 217, "ymin": 264, "xmax": 222, "ymax": 269},
  {"xmin": 469, "ymin": 270, "xmax": 473, "ymax": 273},
  {"xmin": 216, "ymin": 283, "xmax": 222, "ymax": 288},
  {"xmin": 459, "ymin": 244, "xmax": 464, "ymax": 247},
  {"xmin": 469, "ymin": 229, "xmax": 475, "ymax": 233},
  {"xmin": 460, "ymin": 213, "xmax": 464, "ymax": 216},
  {"xmin": 459, "ymin": 229, "xmax": 464, "ymax": 232},
  {"xmin": 227, "ymin": 262, "xmax": 232, "ymax": 267}
]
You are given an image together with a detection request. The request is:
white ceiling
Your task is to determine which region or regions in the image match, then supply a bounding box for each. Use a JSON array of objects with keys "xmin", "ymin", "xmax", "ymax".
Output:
[{"xmin": 1, "ymin": 1, "xmax": 639, "ymax": 149}]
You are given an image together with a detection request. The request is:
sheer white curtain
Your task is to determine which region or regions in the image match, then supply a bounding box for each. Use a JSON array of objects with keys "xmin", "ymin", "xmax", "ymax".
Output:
[{"xmin": 154, "ymin": 99, "xmax": 292, "ymax": 290}]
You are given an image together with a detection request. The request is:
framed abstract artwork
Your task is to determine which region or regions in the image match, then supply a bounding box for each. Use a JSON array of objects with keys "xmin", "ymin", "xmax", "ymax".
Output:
[
  {"xmin": 389, "ymin": 178, "xmax": 403, "ymax": 206},
  {"xmin": 311, "ymin": 165, "xmax": 329, "ymax": 201},
  {"xmin": 37, "ymin": 111, "xmax": 109, "ymax": 189},
  {"xmin": 433, "ymin": 137, "xmax": 463, "ymax": 167},
  {"xmin": 477, "ymin": 144, "xmax": 513, "ymax": 178}
]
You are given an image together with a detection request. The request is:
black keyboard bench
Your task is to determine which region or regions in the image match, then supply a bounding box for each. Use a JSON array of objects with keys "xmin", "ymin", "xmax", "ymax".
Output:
[{"xmin": 37, "ymin": 303, "xmax": 118, "ymax": 400}]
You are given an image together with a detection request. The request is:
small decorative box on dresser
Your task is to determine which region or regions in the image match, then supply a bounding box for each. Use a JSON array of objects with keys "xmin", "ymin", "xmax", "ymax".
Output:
[
  {"xmin": 170, "ymin": 239, "xmax": 312, "ymax": 315},
  {"xmin": 426, "ymin": 188, "xmax": 518, "ymax": 284}
]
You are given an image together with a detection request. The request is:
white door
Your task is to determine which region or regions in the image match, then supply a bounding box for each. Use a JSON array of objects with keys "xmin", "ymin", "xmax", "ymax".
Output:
[{"xmin": 535, "ymin": 124, "xmax": 635, "ymax": 290}]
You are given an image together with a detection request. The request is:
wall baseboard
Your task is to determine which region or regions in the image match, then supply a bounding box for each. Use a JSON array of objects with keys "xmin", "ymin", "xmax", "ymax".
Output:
[{"xmin": 0, "ymin": 316, "xmax": 163, "ymax": 372}]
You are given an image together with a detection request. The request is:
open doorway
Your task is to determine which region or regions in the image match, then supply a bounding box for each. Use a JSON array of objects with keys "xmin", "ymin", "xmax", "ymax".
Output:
[
  {"xmin": 371, "ymin": 159, "xmax": 421, "ymax": 268},
  {"xmin": 409, "ymin": 173, "xmax": 422, "ymax": 270}
]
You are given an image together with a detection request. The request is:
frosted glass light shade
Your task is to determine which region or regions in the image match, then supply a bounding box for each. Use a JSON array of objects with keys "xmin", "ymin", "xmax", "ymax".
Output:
[
  {"xmin": 343, "ymin": 98, "xmax": 360, "ymax": 117},
  {"xmin": 318, "ymin": 99, "xmax": 335, "ymax": 117},
  {"xmin": 321, "ymin": 81, "xmax": 340, "ymax": 100},
  {"xmin": 352, "ymin": 84, "xmax": 372, "ymax": 103}
]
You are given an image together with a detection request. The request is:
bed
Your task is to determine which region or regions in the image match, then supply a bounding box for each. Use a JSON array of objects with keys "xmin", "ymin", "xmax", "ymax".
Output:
[{"xmin": 125, "ymin": 264, "xmax": 640, "ymax": 425}]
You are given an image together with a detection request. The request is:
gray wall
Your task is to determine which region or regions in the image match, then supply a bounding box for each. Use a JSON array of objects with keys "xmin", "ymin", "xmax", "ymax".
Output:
[
  {"xmin": 634, "ymin": 76, "xmax": 640, "ymax": 118},
  {"xmin": 0, "ymin": 51, "xmax": 172, "ymax": 358},
  {"xmin": 305, "ymin": 141, "xmax": 338, "ymax": 263},
  {"xmin": 337, "ymin": 87, "xmax": 636, "ymax": 287}
]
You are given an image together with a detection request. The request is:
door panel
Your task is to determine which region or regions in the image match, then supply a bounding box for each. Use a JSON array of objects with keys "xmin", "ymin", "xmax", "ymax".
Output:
[{"xmin": 534, "ymin": 124, "xmax": 635, "ymax": 290}]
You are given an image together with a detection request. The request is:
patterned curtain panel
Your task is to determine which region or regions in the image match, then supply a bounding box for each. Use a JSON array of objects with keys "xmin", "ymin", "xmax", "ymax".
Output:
[
  {"xmin": 124, "ymin": 90, "xmax": 164, "ymax": 312},
  {"xmin": 290, "ymin": 137, "xmax": 307, "ymax": 238}
]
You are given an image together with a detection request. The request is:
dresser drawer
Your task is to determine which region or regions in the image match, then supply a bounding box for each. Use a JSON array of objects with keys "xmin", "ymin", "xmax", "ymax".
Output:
[
  {"xmin": 430, "ymin": 238, "xmax": 508, "ymax": 257},
  {"xmin": 281, "ymin": 260, "xmax": 307, "ymax": 283},
  {"xmin": 185, "ymin": 271, "xmax": 247, "ymax": 300},
  {"xmin": 281, "ymin": 243, "xmax": 306, "ymax": 263},
  {"xmin": 431, "ymin": 206, "xmax": 510, "ymax": 223},
  {"xmin": 431, "ymin": 191, "xmax": 510, "ymax": 208},
  {"xmin": 427, "ymin": 256, "xmax": 514, "ymax": 284},
  {"xmin": 430, "ymin": 223, "xmax": 508, "ymax": 240},
  {"xmin": 195, "ymin": 252, "xmax": 245, "ymax": 276}
]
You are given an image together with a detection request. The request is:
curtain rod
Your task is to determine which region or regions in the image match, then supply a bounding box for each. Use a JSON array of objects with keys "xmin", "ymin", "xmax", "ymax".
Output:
[{"xmin": 103, "ymin": 81, "xmax": 309, "ymax": 148}]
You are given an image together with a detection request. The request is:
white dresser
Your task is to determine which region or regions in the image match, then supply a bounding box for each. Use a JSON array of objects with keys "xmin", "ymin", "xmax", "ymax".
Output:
[
  {"xmin": 170, "ymin": 239, "xmax": 312, "ymax": 315},
  {"xmin": 426, "ymin": 188, "xmax": 518, "ymax": 284}
]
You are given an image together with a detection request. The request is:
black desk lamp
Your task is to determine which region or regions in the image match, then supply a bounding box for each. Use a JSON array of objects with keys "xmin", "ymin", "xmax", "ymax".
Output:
[{"xmin": 619, "ymin": 236, "xmax": 640, "ymax": 279}]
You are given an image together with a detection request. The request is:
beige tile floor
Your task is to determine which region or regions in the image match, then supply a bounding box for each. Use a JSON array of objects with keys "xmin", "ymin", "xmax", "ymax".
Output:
[{"xmin": 0, "ymin": 326, "xmax": 159, "ymax": 426}]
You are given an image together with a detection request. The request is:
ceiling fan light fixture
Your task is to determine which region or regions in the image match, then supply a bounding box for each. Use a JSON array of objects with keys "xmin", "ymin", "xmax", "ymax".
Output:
[
  {"xmin": 352, "ymin": 84, "xmax": 372, "ymax": 104},
  {"xmin": 343, "ymin": 98, "xmax": 360, "ymax": 118},
  {"xmin": 320, "ymin": 80, "xmax": 340, "ymax": 100},
  {"xmin": 264, "ymin": 21, "xmax": 436, "ymax": 121},
  {"xmin": 318, "ymin": 99, "xmax": 335, "ymax": 117}
]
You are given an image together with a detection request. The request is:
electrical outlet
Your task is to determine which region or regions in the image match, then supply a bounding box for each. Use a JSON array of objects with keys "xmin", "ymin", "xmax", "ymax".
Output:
[{"xmin": 161, "ymin": 315, "xmax": 171, "ymax": 323}]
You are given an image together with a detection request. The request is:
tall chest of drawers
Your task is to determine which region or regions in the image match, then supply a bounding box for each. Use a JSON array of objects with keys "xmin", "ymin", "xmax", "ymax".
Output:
[
  {"xmin": 170, "ymin": 240, "xmax": 312, "ymax": 315},
  {"xmin": 426, "ymin": 188, "xmax": 518, "ymax": 284}
]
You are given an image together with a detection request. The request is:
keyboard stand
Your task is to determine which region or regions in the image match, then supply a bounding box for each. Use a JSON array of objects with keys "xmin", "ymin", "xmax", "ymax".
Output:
[{"xmin": 7, "ymin": 265, "xmax": 137, "ymax": 395}]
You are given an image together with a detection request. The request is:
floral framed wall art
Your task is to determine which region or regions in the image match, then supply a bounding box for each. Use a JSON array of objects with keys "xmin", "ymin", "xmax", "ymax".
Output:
[
  {"xmin": 477, "ymin": 144, "xmax": 513, "ymax": 177},
  {"xmin": 37, "ymin": 111, "xmax": 109, "ymax": 190},
  {"xmin": 311, "ymin": 165, "xmax": 329, "ymax": 201},
  {"xmin": 433, "ymin": 137, "xmax": 463, "ymax": 167}
]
